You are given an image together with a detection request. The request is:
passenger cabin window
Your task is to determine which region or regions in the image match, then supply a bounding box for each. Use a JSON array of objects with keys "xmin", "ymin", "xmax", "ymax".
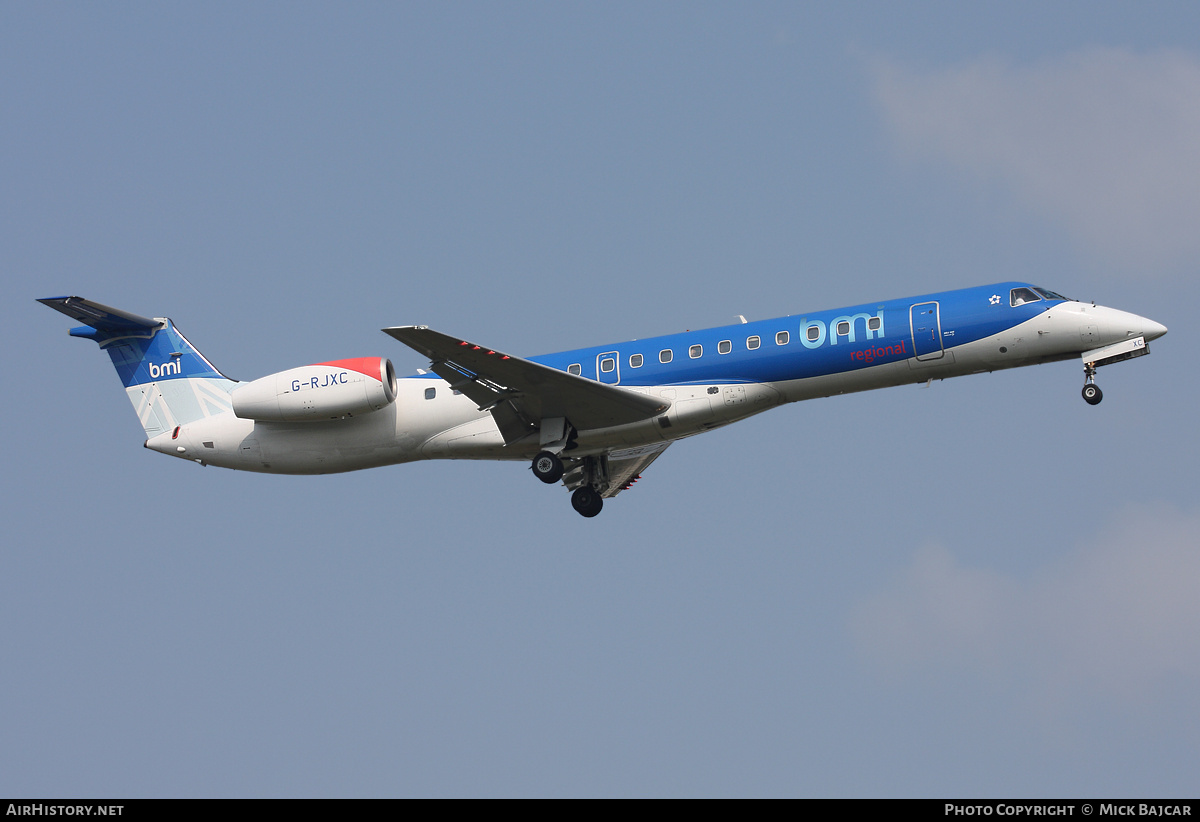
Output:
[
  {"xmin": 630, "ymin": 353, "xmax": 643, "ymax": 368},
  {"xmin": 718, "ymin": 340, "xmax": 732, "ymax": 354},
  {"xmin": 660, "ymin": 349, "xmax": 673, "ymax": 364},
  {"xmin": 424, "ymin": 387, "xmax": 436, "ymax": 400},
  {"xmin": 1010, "ymin": 287, "xmax": 1042, "ymax": 307},
  {"xmin": 747, "ymin": 335, "xmax": 761, "ymax": 350},
  {"xmin": 568, "ymin": 363, "xmax": 581, "ymax": 376},
  {"xmin": 689, "ymin": 344, "xmax": 702, "ymax": 359},
  {"xmin": 836, "ymin": 321, "xmax": 851, "ymax": 336},
  {"xmin": 600, "ymin": 357, "xmax": 615, "ymax": 373},
  {"xmin": 806, "ymin": 325, "xmax": 821, "ymax": 342},
  {"xmin": 868, "ymin": 317, "xmax": 881, "ymax": 331},
  {"xmin": 776, "ymin": 331, "xmax": 789, "ymax": 345}
]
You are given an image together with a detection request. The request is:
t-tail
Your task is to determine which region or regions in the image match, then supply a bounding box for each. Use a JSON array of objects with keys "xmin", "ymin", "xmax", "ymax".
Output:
[{"xmin": 39, "ymin": 296, "xmax": 236, "ymax": 438}]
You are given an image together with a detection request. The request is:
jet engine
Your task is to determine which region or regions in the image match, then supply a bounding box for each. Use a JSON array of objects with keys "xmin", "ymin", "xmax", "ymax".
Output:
[{"xmin": 231, "ymin": 357, "xmax": 397, "ymax": 422}]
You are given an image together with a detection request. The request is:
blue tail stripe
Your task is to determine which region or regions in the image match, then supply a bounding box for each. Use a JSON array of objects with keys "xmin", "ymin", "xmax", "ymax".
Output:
[
  {"xmin": 100, "ymin": 321, "xmax": 226, "ymax": 387},
  {"xmin": 41, "ymin": 296, "xmax": 229, "ymax": 388}
]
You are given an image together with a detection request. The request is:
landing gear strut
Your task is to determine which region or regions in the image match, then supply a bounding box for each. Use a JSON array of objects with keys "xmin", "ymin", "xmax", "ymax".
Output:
[
  {"xmin": 571, "ymin": 486, "xmax": 603, "ymax": 518},
  {"xmin": 565, "ymin": 455, "xmax": 607, "ymax": 517},
  {"xmin": 531, "ymin": 450, "xmax": 564, "ymax": 484},
  {"xmin": 1082, "ymin": 362, "xmax": 1103, "ymax": 405}
]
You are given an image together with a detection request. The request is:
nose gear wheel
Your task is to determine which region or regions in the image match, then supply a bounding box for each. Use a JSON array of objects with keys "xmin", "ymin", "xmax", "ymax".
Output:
[{"xmin": 1082, "ymin": 362, "xmax": 1102, "ymax": 405}]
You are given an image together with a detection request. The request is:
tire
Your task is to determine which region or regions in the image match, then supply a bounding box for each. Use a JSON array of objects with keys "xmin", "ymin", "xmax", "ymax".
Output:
[
  {"xmin": 571, "ymin": 487, "xmax": 603, "ymax": 518},
  {"xmin": 1082, "ymin": 384, "xmax": 1103, "ymax": 405},
  {"xmin": 532, "ymin": 451, "xmax": 564, "ymax": 484}
]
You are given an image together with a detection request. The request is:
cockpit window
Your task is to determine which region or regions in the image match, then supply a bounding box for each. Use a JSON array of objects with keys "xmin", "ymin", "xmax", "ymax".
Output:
[
  {"xmin": 1010, "ymin": 287, "xmax": 1042, "ymax": 307},
  {"xmin": 1033, "ymin": 287, "xmax": 1069, "ymax": 301}
]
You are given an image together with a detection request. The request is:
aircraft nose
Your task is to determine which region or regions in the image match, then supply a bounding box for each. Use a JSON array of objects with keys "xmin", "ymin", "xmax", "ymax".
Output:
[
  {"xmin": 1085, "ymin": 304, "xmax": 1168, "ymax": 345},
  {"xmin": 1143, "ymin": 318, "xmax": 1168, "ymax": 342}
]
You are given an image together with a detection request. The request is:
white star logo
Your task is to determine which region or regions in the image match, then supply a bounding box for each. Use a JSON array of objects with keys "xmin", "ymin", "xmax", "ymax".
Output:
[{"xmin": 989, "ymin": 294, "xmax": 1001, "ymax": 305}]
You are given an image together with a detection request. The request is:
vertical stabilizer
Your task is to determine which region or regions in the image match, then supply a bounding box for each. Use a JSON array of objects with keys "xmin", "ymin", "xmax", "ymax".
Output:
[{"xmin": 39, "ymin": 296, "xmax": 236, "ymax": 437}]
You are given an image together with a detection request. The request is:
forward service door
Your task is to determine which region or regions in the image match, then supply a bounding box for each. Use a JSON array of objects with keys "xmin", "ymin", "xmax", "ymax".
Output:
[{"xmin": 910, "ymin": 302, "xmax": 944, "ymax": 361}]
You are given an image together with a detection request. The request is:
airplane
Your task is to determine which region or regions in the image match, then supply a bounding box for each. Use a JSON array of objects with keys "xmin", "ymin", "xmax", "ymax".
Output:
[{"xmin": 41, "ymin": 283, "xmax": 1166, "ymax": 517}]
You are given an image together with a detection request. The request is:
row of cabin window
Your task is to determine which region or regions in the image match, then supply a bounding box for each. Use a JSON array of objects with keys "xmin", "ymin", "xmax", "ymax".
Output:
[{"xmin": 565, "ymin": 316, "xmax": 883, "ymax": 375}]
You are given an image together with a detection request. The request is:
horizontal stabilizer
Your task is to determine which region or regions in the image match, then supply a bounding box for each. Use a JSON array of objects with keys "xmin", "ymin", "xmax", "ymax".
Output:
[{"xmin": 38, "ymin": 296, "xmax": 160, "ymax": 332}]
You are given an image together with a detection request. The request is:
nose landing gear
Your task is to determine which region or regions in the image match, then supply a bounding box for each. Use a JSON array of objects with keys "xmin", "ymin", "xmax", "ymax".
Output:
[{"xmin": 1082, "ymin": 362, "xmax": 1103, "ymax": 405}]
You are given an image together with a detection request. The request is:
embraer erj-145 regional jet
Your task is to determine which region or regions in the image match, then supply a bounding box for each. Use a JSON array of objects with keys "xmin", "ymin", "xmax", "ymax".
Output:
[{"xmin": 42, "ymin": 284, "xmax": 1165, "ymax": 517}]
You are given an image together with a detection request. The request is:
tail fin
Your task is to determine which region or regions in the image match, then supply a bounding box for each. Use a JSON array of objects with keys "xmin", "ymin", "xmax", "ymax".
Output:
[{"xmin": 40, "ymin": 296, "xmax": 237, "ymax": 437}]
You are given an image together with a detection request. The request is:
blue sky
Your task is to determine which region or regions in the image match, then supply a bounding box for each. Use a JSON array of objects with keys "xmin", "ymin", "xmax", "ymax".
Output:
[{"xmin": 3, "ymin": 2, "xmax": 1198, "ymax": 797}]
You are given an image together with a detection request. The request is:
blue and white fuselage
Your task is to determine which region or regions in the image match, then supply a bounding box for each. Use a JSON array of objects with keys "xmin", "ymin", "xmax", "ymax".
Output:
[{"xmin": 41, "ymin": 283, "xmax": 1166, "ymax": 517}]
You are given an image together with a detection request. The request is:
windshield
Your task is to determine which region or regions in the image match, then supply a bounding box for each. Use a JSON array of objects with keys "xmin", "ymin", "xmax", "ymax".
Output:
[
  {"xmin": 1010, "ymin": 287, "xmax": 1042, "ymax": 307},
  {"xmin": 1033, "ymin": 287, "xmax": 1070, "ymax": 301}
]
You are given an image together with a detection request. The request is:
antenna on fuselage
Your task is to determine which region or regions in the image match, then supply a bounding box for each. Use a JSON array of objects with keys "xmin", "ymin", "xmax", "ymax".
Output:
[{"xmin": 737, "ymin": 315, "xmax": 747, "ymax": 324}]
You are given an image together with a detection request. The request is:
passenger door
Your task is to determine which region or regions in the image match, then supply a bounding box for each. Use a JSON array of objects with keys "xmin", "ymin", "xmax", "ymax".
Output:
[{"xmin": 910, "ymin": 302, "xmax": 944, "ymax": 361}]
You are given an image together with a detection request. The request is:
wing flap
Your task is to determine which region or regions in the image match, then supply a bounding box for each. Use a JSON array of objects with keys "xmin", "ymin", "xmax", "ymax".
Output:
[{"xmin": 561, "ymin": 442, "xmax": 671, "ymax": 498}]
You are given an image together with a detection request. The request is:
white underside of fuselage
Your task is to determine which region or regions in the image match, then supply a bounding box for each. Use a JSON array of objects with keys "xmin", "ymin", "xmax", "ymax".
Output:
[{"xmin": 146, "ymin": 301, "xmax": 1146, "ymax": 475}]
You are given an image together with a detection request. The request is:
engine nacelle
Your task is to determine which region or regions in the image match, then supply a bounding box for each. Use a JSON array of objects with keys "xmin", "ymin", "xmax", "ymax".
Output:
[{"xmin": 231, "ymin": 357, "xmax": 398, "ymax": 422}]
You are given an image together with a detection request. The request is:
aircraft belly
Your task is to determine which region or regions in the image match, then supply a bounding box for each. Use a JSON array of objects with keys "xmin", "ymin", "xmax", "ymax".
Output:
[
  {"xmin": 154, "ymin": 404, "xmax": 427, "ymax": 474},
  {"xmin": 771, "ymin": 360, "xmax": 914, "ymax": 402},
  {"xmin": 570, "ymin": 382, "xmax": 784, "ymax": 451},
  {"xmin": 420, "ymin": 416, "xmax": 510, "ymax": 459},
  {"xmin": 146, "ymin": 412, "xmax": 253, "ymax": 468}
]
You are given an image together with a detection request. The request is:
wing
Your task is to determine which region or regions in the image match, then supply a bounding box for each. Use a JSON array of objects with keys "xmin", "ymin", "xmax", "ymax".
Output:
[
  {"xmin": 383, "ymin": 325, "xmax": 671, "ymax": 443},
  {"xmin": 563, "ymin": 441, "xmax": 672, "ymax": 499}
]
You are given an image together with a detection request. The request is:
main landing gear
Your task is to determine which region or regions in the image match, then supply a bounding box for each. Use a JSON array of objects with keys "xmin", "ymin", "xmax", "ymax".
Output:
[
  {"xmin": 531, "ymin": 450, "xmax": 564, "ymax": 483},
  {"xmin": 1082, "ymin": 362, "xmax": 1103, "ymax": 405},
  {"xmin": 571, "ymin": 487, "xmax": 603, "ymax": 518},
  {"xmin": 530, "ymin": 450, "xmax": 606, "ymax": 517}
]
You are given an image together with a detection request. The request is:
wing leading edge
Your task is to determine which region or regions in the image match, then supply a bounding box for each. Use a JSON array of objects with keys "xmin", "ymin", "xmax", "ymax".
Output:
[{"xmin": 383, "ymin": 325, "xmax": 671, "ymax": 444}]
